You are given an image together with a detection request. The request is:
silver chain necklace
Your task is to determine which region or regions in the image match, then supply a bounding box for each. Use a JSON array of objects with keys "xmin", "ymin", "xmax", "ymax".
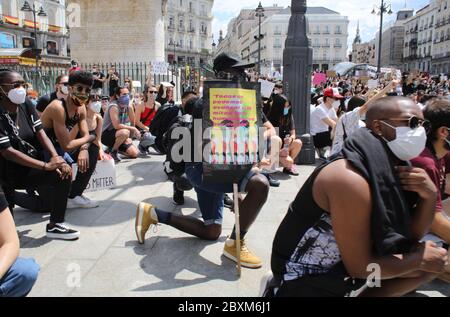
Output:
[{"xmin": 4, "ymin": 112, "xmax": 19, "ymax": 136}]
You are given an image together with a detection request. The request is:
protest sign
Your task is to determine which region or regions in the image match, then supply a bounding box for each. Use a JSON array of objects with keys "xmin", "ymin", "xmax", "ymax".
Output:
[
  {"xmin": 202, "ymin": 80, "xmax": 262, "ymax": 184},
  {"xmin": 313, "ymin": 73, "xmax": 327, "ymax": 86},
  {"xmin": 72, "ymin": 159, "xmax": 117, "ymax": 193},
  {"xmin": 258, "ymin": 79, "xmax": 276, "ymax": 99},
  {"xmin": 150, "ymin": 61, "xmax": 169, "ymax": 75},
  {"xmin": 368, "ymin": 79, "xmax": 379, "ymax": 89},
  {"xmin": 326, "ymin": 70, "xmax": 337, "ymax": 78},
  {"xmin": 360, "ymin": 76, "xmax": 370, "ymax": 84}
]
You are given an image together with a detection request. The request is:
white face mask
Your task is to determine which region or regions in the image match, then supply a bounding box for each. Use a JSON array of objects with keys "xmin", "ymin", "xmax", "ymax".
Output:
[
  {"xmin": 382, "ymin": 125, "xmax": 427, "ymax": 161},
  {"xmin": 89, "ymin": 101, "xmax": 102, "ymax": 114},
  {"xmin": 6, "ymin": 87, "xmax": 27, "ymax": 105},
  {"xmin": 60, "ymin": 85, "xmax": 69, "ymax": 95}
]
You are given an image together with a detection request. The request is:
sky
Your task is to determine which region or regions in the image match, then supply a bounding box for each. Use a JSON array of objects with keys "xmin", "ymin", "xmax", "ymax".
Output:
[{"xmin": 212, "ymin": 0, "xmax": 430, "ymax": 52}]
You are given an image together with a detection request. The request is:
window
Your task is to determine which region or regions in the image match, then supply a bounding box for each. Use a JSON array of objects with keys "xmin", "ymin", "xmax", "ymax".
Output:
[
  {"xmin": 335, "ymin": 26, "xmax": 341, "ymax": 34},
  {"xmin": 324, "ymin": 26, "xmax": 330, "ymax": 34},
  {"xmin": 22, "ymin": 37, "xmax": 35, "ymax": 48},
  {"xmin": 315, "ymin": 25, "xmax": 320, "ymax": 34},
  {"xmin": 0, "ymin": 32, "xmax": 15, "ymax": 48},
  {"xmin": 46, "ymin": 41, "xmax": 58, "ymax": 55},
  {"xmin": 189, "ymin": 38, "xmax": 193, "ymax": 50},
  {"xmin": 169, "ymin": 17, "xmax": 174, "ymax": 28},
  {"xmin": 189, "ymin": 2, "xmax": 193, "ymax": 13},
  {"xmin": 179, "ymin": 18, "xmax": 184, "ymax": 29}
]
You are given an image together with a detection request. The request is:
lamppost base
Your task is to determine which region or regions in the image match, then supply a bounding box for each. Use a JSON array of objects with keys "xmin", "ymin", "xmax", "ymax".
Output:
[{"xmin": 295, "ymin": 134, "xmax": 316, "ymax": 165}]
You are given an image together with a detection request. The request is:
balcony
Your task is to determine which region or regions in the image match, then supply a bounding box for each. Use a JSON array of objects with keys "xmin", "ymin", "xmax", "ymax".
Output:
[
  {"xmin": 312, "ymin": 44, "xmax": 321, "ymax": 48},
  {"xmin": 322, "ymin": 44, "xmax": 331, "ymax": 48},
  {"xmin": 312, "ymin": 31, "xmax": 321, "ymax": 35},
  {"xmin": 323, "ymin": 31, "xmax": 330, "ymax": 35},
  {"xmin": 334, "ymin": 31, "xmax": 342, "ymax": 35},
  {"xmin": 273, "ymin": 32, "xmax": 282, "ymax": 35},
  {"xmin": 167, "ymin": 25, "xmax": 175, "ymax": 31},
  {"xmin": 334, "ymin": 44, "xmax": 343, "ymax": 48},
  {"xmin": 188, "ymin": 28, "xmax": 196, "ymax": 33}
]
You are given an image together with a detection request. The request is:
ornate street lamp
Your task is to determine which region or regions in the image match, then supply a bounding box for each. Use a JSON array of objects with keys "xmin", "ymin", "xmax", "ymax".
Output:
[
  {"xmin": 21, "ymin": 1, "xmax": 47, "ymax": 70},
  {"xmin": 372, "ymin": 0, "xmax": 393, "ymax": 75},
  {"xmin": 254, "ymin": 2, "xmax": 265, "ymax": 74}
]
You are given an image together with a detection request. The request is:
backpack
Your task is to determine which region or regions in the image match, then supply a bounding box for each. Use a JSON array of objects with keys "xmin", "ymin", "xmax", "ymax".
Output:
[
  {"xmin": 149, "ymin": 103, "xmax": 181, "ymax": 154},
  {"xmin": 162, "ymin": 114, "xmax": 193, "ymax": 177}
]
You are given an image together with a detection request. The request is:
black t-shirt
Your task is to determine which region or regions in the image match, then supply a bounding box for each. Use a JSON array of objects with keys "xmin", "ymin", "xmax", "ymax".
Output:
[
  {"xmin": 92, "ymin": 72, "xmax": 105, "ymax": 89},
  {"xmin": 107, "ymin": 72, "xmax": 119, "ymax": 90},
  {"xmin": 0, "ymin": 99, "xmax": 43, "ymax": 150},
  {"xmin": 36, "ymin": 91, "xmax": 58, "ymax": 113}
]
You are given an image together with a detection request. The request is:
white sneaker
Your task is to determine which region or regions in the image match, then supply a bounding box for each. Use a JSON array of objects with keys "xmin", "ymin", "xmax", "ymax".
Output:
[{"xmin": 67, "ymin": 196, "xmax": 99, "ymax": 209}]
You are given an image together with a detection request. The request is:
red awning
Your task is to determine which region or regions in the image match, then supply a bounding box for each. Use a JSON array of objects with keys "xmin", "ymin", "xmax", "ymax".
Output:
[
  {"xmin": 24, "ymin": 19, "xmax": 40, "ymax": 29},
  {"xmin": 48, "ymin": 24, "xmax": 62, "ymax": 33},
  {"xmin": 4, "ymin": 15, "xmax": 19, "ymax": 25}
]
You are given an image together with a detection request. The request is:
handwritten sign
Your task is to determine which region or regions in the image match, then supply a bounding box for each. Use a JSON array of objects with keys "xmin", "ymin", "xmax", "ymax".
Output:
[
  {"xmin": 313, "ymin": 73, "xmax": 327, "ymax": 86},
  {"xmin": 72, "ymin": 159, "xmax": 117, "ymax": 192},
  {"xmin": 258, "ymin": 79, "xmax": 276, "ymax": 99}
]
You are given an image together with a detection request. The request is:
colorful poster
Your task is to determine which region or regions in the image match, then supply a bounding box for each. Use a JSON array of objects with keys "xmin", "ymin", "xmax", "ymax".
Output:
[
  {"xmin": 313, "ymin": 73, "xmax": 327, "ymax": 86},
  {"xmin": 202, "ymin": 81, "xmax": 262, "ymax": 184}
]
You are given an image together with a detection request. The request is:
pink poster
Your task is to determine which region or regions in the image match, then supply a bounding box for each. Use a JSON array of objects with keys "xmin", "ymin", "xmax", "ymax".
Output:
[{"xmin": 313, "ymin": 73, "xmax": 327, "ymax": 86}]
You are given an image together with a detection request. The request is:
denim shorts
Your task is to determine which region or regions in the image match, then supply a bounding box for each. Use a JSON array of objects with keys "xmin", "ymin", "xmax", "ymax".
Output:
[{"xmin": 185, "ymin": 163, "xmax": 255, "ymax": 226}]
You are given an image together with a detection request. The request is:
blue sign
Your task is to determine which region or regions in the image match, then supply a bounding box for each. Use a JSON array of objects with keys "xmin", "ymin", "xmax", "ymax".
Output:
[{"xmin": 0, "ymin": 33, "xmax": 15, "ymax": 49}]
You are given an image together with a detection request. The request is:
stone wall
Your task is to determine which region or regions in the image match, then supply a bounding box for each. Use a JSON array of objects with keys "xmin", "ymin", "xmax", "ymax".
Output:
[{"xmin": 69, "ymin": 0, "xmax": 165, "ymax": 63}]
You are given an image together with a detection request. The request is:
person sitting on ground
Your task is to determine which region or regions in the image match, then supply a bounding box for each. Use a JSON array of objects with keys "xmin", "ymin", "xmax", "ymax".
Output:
[
  {"xmin": 36, "ymin": 74, "xmax": 69, "ymax": 116},
  {"xmin": 310, "ymin": 87, "xmax": 340, "ymax": 159},
  {"xmin": 40, "ymin": 71, "xmax": 99, "ymax": 209},
  {"xmin": 102, "ymin": 86, "xmax": 140, "ymax": 163},
  {"xmin": 85, "ymin": 94, "xmax": 105, "ymax": 161},
  {"xmin": 267, "ymin": 96, "xmax": 448, "ymax": 297},
  {"xmin": 331, "ymin": 80, "xmax": 398, "ymax": 157},
  {"xmin": 135, "ymin": 53, "xmax": 270, "ymax": 269},
  {"xmin": 0, "ymin": 69, "xmax": 79, "ymax": 240},
  {"xmin": 411, "ymin": 98, "xmax": 450, "ymax": 283},
  {"xmin": 0, "ymin": 189, "xmax": 39, "ymax": 297},
  {"xmin": 135, "ymin": 85, "xmax": 161, "ymax": 154},
  {"xmin": 267, "ymin": 94, "xmax": 302, "ymax": 176}
]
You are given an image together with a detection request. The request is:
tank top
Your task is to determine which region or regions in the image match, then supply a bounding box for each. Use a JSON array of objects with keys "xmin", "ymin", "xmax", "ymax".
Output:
[
  {"xmin": 45, "ymin": 98, "xmax": 81, "ymax": 145},
  {"xmin": 271, "ymin": 161, "xmax": 342, "ymax": 281},
  {"xmin": 140, "ymin": 106, "xmax": 156, "ymax": 127}
]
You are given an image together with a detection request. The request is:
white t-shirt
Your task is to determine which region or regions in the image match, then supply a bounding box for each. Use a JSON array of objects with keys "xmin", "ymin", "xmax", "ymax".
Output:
[
  {"xmin": 330, "ymin": 107, "xmax": 366, "ymax": 156},
  {"xmin": 310, "ymin": 103, "xmax": 335, "ymax": 136}
]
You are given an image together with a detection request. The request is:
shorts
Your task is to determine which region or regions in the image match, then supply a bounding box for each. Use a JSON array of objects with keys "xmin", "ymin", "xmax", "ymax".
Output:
[
  {"xmin": 313, "ymin": 131, "xmax": 332, "ymax": 149},
  {"xmin": 185, "ymin": 163, "xmax": 255, "ymax": 226},
  {"xmin": 102, "ymin": 129, "xmax": 133, "ymax": 152}
]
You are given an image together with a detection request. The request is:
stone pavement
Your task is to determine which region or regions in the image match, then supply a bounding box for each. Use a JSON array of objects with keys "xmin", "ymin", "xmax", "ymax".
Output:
[{"xmin": 13, "ymin": 154, "xmax": 450, "ymax": 297}]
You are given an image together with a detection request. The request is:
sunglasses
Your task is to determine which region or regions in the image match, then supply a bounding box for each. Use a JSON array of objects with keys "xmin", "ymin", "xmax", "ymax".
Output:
[
  {"xmin": 148, "ymin": 91, "xmax": 158, "ymax": 94},
  {"xmin": 1, "ymin": 81, "xmax": 28, "ymax": 89},
  {"xmin": 90, "ymin": 95, "xmax": 101, "ymax": 101},
  {"xmin": 72, "ymin": 85, "xmax": 92, "ymax": 95},
  {"xmin": 60, "ymin": 82, "xmax": 69, "ymax": 86},
  {"xmin": 380, "ymin": 116, "xmax": 431, "ymax": 132}
]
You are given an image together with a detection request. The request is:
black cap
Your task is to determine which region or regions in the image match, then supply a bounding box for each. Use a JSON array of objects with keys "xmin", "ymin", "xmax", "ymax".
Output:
[{"xmin": 213, "ymin": 53, "xmax": 255, "ymax": 74}]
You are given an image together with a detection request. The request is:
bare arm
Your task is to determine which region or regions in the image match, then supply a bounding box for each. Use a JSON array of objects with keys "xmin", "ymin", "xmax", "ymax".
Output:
[
  {"xmin": 49, "ymin": 105, "xmax": 93, "ymax": 153},
  {"xmin": 134, "ymin": 105, "xmax": 149, "ymax": 131},
  {"xmin": 0, "ymin": 208, "xmax": 19, "ymax": 280},
  {"xmin": 317, "ymin": 161, "xmax": 424, "ymax": 279},
  {"xmin": 36, "ymin": 129, "xmax": 59, "ymax": 158},
  {"xmin": 322, "ymin": 117, "xmax": 336, "ymax": 129},
  {"xmin": 430, "ymin": 212, "xmax": 450, "ymax": 243},
  {"xmin": 94, "ymin": 115, "xmax": 103, "ymax": 149},
  {"xmin": 110, "ymin": 106, "xmax": 136, "ymax": 132},
  {"xmin": 359, "ymin": 81, "xmax": 396, "ymax": 115}
]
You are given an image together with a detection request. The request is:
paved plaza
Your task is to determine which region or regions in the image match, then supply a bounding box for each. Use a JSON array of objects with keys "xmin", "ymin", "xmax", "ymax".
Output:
[{"xmin": 12, "ymin": 154, "xmax": 450, "ymax": 297}]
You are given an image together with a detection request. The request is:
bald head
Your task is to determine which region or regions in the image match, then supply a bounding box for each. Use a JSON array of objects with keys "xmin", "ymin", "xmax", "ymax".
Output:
[{"xmin": 366, "ymin": 97, "xmax": 423, "ymax": 129}]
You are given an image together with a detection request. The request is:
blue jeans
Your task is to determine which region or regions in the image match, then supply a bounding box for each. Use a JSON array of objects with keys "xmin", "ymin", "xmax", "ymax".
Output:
[
  {"xmin": 0, "ymin": 258, "xmax": 40, "ymax": 297},
  {"xmin": 185, "ymin": 163, "xmax": 255, "ymax": 226}
]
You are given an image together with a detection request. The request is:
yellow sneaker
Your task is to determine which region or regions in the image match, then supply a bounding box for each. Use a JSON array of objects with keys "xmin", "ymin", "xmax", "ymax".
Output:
[
  {"xmin": 135, "ymin": 202, "xmax": 159, "ymax": 244},
  {"xmin": 223, "ymin": 238, "xmax": 262, "ymax": 269}
]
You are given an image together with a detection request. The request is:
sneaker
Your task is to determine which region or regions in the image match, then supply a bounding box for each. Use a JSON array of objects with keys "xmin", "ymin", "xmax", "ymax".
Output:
[
  {"xmin": 138, "ymin": 143, "xmax": 149, "ymax": 156},
  {"xmin": 224, "ymin": 194, "xmax": 234, "ymax": 210},
  {"xmin": 110, "ymin": 150, "xmax": 122, "ymax": 163},
  {"xmin": 173, "ymin": 183, "xmax": 185, "ymax": 206},
  {"xmin": 223, "ymin": 238, "xmax": 262, "ymax": 269},
  {"xmin": 46, "ymin": 223, "xmax": 80, "ymax": 241},
  {"xmin": 262, "ymin": 173, "xmax": 281, "ymax": 187},
  {"xmin": 67, "ymin": 196, "xmax": 99, "ymax": 209},
  {"xmin": 283, "ymin": 166, "xmax": 299, "ymax": 176},
  {"xmin": 135, "ymin": 202, "xmax": 159, "ymax": 244}
]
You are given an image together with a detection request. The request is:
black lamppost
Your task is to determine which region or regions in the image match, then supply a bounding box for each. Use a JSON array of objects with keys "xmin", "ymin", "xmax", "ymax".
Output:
[
  {"xmin": 254, "ymin": 2, "xmax": 265, "ymax": 74},
  {"xmin": 372, "ymin": 0, "xmax": 393, "ymax": 75},
  {"xmin": 21, "ymin": 1, "xmax": 47, "ymax": 70},
  {"xmin": 283, "ymin": 0, "xmax": 314, "ymax": 164}
]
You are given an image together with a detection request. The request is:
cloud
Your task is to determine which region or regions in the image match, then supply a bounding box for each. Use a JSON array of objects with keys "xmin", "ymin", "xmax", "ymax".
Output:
[{"xmin": 212, "ymin": 0, "xmax": 429, "ymax": 51}]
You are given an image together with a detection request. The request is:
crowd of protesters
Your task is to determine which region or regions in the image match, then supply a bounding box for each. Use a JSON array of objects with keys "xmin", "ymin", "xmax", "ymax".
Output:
[{"xmin": 1, "ymin": 53, "xmax": 450, "ymax": 297}]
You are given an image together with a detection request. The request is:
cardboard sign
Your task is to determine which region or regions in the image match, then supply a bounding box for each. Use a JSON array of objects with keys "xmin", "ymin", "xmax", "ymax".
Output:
[
  {"xmin": 360, "ymin": 76, "xmax": 370, "ymax": 84},
  {"xmin": 368, "ymin": 79, "xmax": 379, "ymax": 89},
  {"xmin": 151, "ymin": 61, "xmax": 169, "ymax": 75},
  {"xmin": 313, "ymin": 73, "xmax": 327, "ymax": 86},
  {"xmin": 72, "ymin": 159, "xmax": 117, "ymax": 193},
  {"xmin": 258, "ymin": 79, "xmax": 276, "ymax": 99},
  {"xmin": 202, "ymin": 80, "xmax": 262, "ymax": 184},
  {"xmin": 326, "ymin": 70, "xmax": 337, "ymax": 78}
]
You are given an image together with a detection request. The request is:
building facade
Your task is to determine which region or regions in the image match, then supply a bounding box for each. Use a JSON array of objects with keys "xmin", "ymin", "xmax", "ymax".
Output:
[
  {"xmin": 404, "ymin": 4, "xmax": 436, "ymax": 72},
  {"xmin": 216, "ymin": 5, "xmax": 349, "ymax": 74},
  {"xmin": 0, "ymin": 0, "xmax": 69, "ymax": 66},
  {"xmin": 165, "ymin": 0, "xmax": 213, "ymax": 67},
  {"xmin": 69, "ymin": 0, "xmax": 165, "ymax": 63},
  {"xmin": 351, "ymin": 22, "xmax": 377, "ymax": 65},
  {"xmin": 432, "ymin": 0, "xmax": 450, "ymax": 74}
]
